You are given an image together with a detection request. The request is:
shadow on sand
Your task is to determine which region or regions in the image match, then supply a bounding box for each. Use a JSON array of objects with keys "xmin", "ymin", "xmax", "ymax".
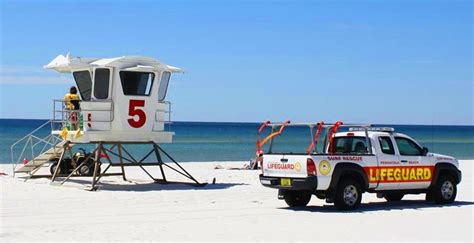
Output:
[
  {"xmin": 280, "ymin": 200, "xmax": 474, "ymax": 213},
  {"xmin": 58, "ymin": 178, "xmax": 247, "ymax": 192}
]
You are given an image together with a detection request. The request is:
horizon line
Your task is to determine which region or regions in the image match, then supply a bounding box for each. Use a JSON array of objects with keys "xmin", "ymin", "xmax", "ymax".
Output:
[{"xmin": 0, "ymin": 117, "xmax": 472, "ymax": 127}]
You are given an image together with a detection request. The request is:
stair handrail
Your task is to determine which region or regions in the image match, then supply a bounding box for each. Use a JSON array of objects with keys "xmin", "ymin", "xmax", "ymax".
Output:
[
  {"xmin": 10, "ymin": 119, "xmax": 55, "ymax": 175},
  {"xmin": 10, "ymin": 120, "xmax": 52, "ymax": 149}
]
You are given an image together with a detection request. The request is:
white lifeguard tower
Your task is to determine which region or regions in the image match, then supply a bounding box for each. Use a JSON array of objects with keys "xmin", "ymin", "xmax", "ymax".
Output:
[{"xmin": 11, "ymin": 54, "xmax": 205, "ymax": 190}]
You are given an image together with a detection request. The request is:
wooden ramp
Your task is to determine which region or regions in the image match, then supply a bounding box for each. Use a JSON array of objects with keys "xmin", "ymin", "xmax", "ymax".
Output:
[{"xmin": 15, "ymin": 141, "xmax": 68, "ymax": 173}]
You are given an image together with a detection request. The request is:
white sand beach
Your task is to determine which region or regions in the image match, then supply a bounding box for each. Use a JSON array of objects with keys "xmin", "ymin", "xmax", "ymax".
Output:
[{"xmin": 1, "ymin": 161, "xmax": 473, "ymax": 242}]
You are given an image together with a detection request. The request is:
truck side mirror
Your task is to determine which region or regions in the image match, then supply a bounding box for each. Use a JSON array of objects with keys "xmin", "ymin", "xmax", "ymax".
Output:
[{"xmin": 422, "ymin": 147, "xmax": 429, "ymax": 156}]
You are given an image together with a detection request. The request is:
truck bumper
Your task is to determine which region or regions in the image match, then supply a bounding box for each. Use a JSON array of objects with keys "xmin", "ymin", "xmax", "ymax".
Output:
[{"xmin": 259, "ymin": 174, "xmax": 318, "ymax": 191}]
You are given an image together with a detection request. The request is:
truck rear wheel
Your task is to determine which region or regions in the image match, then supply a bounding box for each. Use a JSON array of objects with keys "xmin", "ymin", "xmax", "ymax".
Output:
[
  {"xmin": 283, "ymin": 190, "xmax": 311, "ymax": 207},
  {"xmin": 334, "ymin": 178, "xmax": 362, "ymax": 210},
  {"xmin": 432, "ymin": 174, "xmax": 457, "ymax": 204},
  {"xmin": 384, "ymin": 193, "xmax": 404, "ymax": 202}
]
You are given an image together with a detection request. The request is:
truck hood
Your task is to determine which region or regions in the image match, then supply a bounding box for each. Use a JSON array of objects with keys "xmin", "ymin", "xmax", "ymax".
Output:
[
  {"xmin": 429, "ymin": 153, "xmax": 455, "ymax": 160},
  {"xmin": 430, "ymin": 153, "xmax": 458, "ymax": 165}
]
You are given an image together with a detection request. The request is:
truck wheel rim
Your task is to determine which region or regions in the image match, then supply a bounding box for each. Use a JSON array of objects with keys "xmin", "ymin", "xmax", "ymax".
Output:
[
  {"xmin": 343, "ymin": 185, "xmax": 358, "ymax": 206},
  {"xmin": 441, "ymin": 181, "xmax": 454, "ymax": 199}
]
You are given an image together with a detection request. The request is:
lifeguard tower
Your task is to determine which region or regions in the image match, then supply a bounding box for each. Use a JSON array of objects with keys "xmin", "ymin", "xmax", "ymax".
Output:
[{"xmin": 11, "ymin": 54, "xmax": 205, "ymax": 190}]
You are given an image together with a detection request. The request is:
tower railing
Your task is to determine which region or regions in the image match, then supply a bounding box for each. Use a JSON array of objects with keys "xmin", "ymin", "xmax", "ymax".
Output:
[
  {"xmin": 52, "ymin": 99, "xmax": 115, "ymax": 131},
  {"xmin": 51, "ymin": 99, "xmax": 173, "ymax": 131},
  {"xmin": 159, "ymin": 101, "xmax": 173, "ymax": 131}
]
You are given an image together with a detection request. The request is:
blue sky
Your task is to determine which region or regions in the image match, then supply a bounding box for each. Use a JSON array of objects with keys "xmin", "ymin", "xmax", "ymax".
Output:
[{"xmin": 0, "ymin": 0, "xmax": 472, "ymax": 125}]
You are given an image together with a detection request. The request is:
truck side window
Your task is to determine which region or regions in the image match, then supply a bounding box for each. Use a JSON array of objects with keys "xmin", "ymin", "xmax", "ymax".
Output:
[
  {"xmin": 395, "ymin": 137, "xmax": 423, "ymax": 156},
  {"xmin": 378, "ymin": 136, "xmax": 395, "ymax": 155},
  {"xmin": 332, "ymin": 136, "xmax": 367, "ymax": 154}
]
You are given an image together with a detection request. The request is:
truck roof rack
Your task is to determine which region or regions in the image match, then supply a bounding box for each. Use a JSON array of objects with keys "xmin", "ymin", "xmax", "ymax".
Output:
[
  {"xmin": 267, "ymin": 122, "xmax": 372, "ymax": 128},
  {"xmin": 349, "ymin": 127, "xmax": 395, "ymax": 132}
]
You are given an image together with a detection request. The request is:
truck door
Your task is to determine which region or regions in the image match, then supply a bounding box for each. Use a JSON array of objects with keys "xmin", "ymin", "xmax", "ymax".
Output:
[
  {"xmin": 394, "ymin": 136, "xmax": 434, "ymax": 189},
  {"xmin": 372, "ymin": 135, "xmax": 400, "ymax": 190}
]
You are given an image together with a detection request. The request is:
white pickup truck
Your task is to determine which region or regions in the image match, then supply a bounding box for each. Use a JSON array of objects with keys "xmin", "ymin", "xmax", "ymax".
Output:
[{"xmin": 258, "ymin": 122, "xmax": 462, "ymax": 210}]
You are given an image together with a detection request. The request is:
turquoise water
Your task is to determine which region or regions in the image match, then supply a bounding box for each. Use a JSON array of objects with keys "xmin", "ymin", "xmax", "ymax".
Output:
[{"xmin": 1, "ymin": 119, "xmax": 473, "ymax": 164}]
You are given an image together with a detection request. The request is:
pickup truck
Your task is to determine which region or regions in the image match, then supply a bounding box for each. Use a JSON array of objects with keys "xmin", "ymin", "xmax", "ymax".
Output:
[{"xmin": 257, "ymin": 122, "xmax": 462, "ymax": 210}]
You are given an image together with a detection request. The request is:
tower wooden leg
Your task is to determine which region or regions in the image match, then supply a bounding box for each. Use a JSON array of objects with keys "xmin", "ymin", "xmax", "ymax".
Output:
[
  {"xmin": 153, "ymin": 143, "xmax": 167, "ymax": 182},
  {"xmin": 118, "ymin": 144, "xmax": 127, "ymax": 181},
  {"xmin": 51, "ymin": 142, "xmax": 69, "ymax": 182},
  {"xmin": 67, "ymin": 146, "xmax": 78, "ymax": 171},
  {"xmin": 90, "ymin": 143, "xmax": 102, "ymax": 190}
]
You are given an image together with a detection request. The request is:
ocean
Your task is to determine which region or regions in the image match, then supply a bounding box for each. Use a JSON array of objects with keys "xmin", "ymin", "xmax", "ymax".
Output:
[{"xmin": 1, "ymin": 119, "xmax": 473, "ymax": 165}]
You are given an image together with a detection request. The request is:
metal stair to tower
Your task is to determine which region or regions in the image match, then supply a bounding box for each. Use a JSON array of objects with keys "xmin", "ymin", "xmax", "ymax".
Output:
[
  {"xmin": 11, "ymin": 120, "xmax": 67, "ymax": 176},
  {"xmin": 14, "ymin": 140, "xmax": 67, "ymax": 173}
]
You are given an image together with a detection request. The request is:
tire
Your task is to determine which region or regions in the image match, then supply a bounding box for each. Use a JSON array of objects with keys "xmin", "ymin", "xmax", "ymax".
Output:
[
  {"xmin": 49, "ymin": 162, "xmax": 63, "ymax": 175},
  {"xmin": 79, "ymin": 163, "xmax": 100, "ymax": 176},
  {"xmin": 283, "ymin": 190, "xmax": 312, "ymax": 207},
  {"xmin": 432, "ymin": 174, "xmax": 457, "ymax": 204},
  {"xmin": 384, "ymin": 193, "xmax": 404, "ymax": 202},
  {"xmin": 334, "ymin": 178, "xmax": 362, "ymax": 210},
  {"xmin": 78, "ymin": 164, "xmax": 91, "ymax": 176}
]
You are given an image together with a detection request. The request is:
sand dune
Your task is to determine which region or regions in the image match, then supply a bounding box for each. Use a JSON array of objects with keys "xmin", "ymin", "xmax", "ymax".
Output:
[{"xmin": 1, "ymin": 161, "xmax": 473, "ymax": 242}]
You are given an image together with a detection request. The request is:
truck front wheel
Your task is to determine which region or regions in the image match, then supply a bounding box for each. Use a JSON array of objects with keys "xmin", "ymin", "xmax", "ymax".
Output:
[
  {"xmin": 432, "ymin": 174, "xmax": 457, "ymax": 204},
  {"xmin": 283, "ymin": 190, "xmax": 311, "ymax": 207},
  {"xmin": 334, "ymin": 178, "xmax": 362, "ymax": 210}
]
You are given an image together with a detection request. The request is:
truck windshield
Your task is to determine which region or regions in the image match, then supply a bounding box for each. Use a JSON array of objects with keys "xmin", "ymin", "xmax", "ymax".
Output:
[{"xmin": 332, "ymin": 136, "xmax": 368, "ymax": 154}]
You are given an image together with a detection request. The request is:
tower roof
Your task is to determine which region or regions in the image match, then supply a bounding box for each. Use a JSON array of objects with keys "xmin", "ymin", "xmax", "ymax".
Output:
[{"xmin": 44, "ymin": 54, "xmax": 183, "ymax": 73}]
